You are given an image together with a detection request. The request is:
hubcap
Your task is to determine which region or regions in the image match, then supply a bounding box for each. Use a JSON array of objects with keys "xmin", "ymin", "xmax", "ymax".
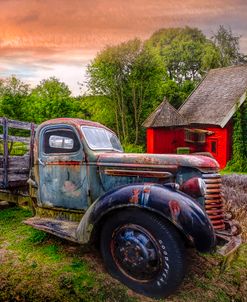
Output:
[{"xmin": 111, "ymin": 224, "xmax": 162, "ymax": 281}]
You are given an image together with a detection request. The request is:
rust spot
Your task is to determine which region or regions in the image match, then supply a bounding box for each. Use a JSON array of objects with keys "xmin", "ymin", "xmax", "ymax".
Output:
[
  {"xmin": 46, "ymin": 161, "xmax": 81, "ymax": 165},
  {"xmin": 169, "ymin": 200, "xmax": 181, "ymax": 221},
  {"xmin": 143, "ymin": 187, "xmax": 151, "ymax": 193},
  {"xmin": 129, "ymin": 189, "xmax": 140, "ymax": 204}
]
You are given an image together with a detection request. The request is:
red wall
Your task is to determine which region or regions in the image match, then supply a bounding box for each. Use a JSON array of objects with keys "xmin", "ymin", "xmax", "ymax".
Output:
[
  {"xmin": 147, "ymin": 127, "xmax": 184, "ymax": 154},
  {"xmin": 146, "ymin": 121, "xmax": 233, "ymax": 169},
  {"xmin": 202, "ymin": 122, "xmax": 233, "ymax": 169}
]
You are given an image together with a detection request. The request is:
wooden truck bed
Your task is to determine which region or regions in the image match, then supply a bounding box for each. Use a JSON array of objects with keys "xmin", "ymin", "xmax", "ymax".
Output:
[{"xmin": 0, "ymin": 117, "xmax": 36, "ymax": 192}]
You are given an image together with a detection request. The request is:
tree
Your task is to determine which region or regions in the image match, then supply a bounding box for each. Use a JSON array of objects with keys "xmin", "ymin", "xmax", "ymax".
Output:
[
  {"xmin": 0, "ymin": 76, "xmax": 30, "ymax": 120},
  {"xmin": 148, "ymin": 26, "xmax": 220, "ymax": 83},
  {"xmin": 87, "ymin": 39, "xmax": 165, "ymax": 144},
  {"xmin": 73, "ymin": 95, "xmax": 116, "ymax": 131},
  {"xmin": 26, "ymin": 77, "xmax": 73, "ymax": 123},
  {"xmin": 212, "ymin": 25, "xmax": 247, "ymax": 67},
  {"xmin": 162, "ymin": 80, "xmax": 195, "ymax": 109}
]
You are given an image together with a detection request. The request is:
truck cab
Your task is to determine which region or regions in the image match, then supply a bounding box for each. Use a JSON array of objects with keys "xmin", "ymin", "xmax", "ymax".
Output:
[{"xmin": 0, "ymin": 117, "xmax": 241, "ymax": 299}]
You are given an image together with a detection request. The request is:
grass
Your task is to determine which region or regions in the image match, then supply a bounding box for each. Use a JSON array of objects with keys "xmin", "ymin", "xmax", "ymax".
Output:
[
  {"xmin": 0, "ymin": 175, "xmax": 246, "ymax": 301},
  {"xmin": 0, "ymin": 206, "xmax": 246, "ymax": 302},
  {"xmin": 0, "ymin": 207, "xmax": 137, "ymax": 302},
  {"xmin": 0, "ymin": 141, "xmax": 28, "ymax": 156}
]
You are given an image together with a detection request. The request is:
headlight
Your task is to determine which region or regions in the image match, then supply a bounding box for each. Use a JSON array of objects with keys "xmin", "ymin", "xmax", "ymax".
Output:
[{"xmin": 180, "ymin": 177, "xmax": 206, "ymax": 197}]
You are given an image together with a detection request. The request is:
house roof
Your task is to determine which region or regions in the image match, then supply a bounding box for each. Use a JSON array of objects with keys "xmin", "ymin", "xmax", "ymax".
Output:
[
  {"xmin": 179, "ymin": 65, "xmax": 247, "ymax": 127},
  {"xmin": 143, "ymin": 98, "xmax": 187, "ymax": 128}
]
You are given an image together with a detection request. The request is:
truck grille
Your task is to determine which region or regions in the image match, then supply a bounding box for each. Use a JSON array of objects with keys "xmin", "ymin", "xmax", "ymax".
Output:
[{"xmin": 202, "ymin": 173, "xmax": 225, "ymax": 230}]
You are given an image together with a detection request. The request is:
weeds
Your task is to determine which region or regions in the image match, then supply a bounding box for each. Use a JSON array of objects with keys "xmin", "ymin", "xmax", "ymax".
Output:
[{"xmin": 222, "ymin": 174, "xmax": 247, "ymax": 242}]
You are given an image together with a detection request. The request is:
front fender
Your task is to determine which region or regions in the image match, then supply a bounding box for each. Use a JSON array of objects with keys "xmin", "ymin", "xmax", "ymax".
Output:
[{"xmin": 76, "ymin": 183, "xmax": 216, "ymax": 253}]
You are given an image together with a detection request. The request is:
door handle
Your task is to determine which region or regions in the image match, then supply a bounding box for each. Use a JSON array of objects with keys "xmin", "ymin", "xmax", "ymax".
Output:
[{"xmin": 38, "ymin": 158, "xmax": 45, "ymax": 166}]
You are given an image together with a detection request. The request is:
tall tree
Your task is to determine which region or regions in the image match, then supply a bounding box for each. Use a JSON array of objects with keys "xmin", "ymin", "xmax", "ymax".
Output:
[
  {"xmin": 212, "ymin": 25, "xmax": 247, "ymax": 67},
  {"xmin": 87, "ymin": 39, "xmax": 165, "ymax": 144},
  {"xmin": 148, "ymin": 26, "xmax": 220, "ymax": 83}
]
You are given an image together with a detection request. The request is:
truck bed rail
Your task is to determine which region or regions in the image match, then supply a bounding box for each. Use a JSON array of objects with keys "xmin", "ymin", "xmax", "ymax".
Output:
[{"xmin": 0, "ymin": 117, "xmax": 36, "ymax": 189}]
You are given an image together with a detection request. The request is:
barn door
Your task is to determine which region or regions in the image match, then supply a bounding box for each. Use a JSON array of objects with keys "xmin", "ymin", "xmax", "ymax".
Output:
[{"xmin": 208, "ymin": 138, "xmax": 218, "ymax": 158}]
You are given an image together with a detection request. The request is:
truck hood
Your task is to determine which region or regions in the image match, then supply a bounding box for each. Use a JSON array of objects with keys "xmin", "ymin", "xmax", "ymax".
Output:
[{"xmin": 96, "ymin": 152, "xmax": 219, "ymax": 173}]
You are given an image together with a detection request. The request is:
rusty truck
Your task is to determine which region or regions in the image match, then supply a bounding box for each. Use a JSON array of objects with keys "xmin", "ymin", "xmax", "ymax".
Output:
[{"xmin": 0, "ymin": 117, "xmax": 241, "ymax": 298}]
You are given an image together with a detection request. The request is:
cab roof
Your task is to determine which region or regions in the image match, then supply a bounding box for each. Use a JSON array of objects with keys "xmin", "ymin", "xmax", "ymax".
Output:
[
  {"xmin": 40, "ymin": 118, "xmax": 109, "ymax": 128},
  {"xmin": 38, "ymin": 118, "xmax": 115, "ymax": 134}
]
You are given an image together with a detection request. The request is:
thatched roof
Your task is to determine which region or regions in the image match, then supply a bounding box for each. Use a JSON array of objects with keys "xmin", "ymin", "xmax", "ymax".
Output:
[
  {"xmin": 179, "ymin": 65, "xmax": 247, "ymax": 127},
  {"xmin": 143, "ymin": 99, "xmax": 187, "ymax": 128}
]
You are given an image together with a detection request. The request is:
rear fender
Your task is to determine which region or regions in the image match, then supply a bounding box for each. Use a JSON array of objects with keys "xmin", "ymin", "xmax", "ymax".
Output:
[{"xmin": 76, "ymin": 183, "xmax": 216, "ymax": 253}]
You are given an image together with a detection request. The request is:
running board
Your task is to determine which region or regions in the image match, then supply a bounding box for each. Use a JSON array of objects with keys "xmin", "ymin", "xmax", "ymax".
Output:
[{"xmin": 24, "ymin": 217, "xmax": 79, "ymax": 243}]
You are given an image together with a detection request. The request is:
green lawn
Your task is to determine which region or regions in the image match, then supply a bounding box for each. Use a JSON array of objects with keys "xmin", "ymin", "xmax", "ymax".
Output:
[{"xmin": 0, "ymin": 207, "xmax": 246, "ymax": 302}]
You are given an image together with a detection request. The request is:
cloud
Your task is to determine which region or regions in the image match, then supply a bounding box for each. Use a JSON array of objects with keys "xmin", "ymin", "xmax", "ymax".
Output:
[{"xmin": 0, "ymin": 0, "xmax": 246, "ymax": 94}]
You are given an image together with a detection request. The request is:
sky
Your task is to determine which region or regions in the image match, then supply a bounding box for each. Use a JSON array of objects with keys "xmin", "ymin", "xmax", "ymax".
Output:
[{"xmin": 0, "ymin": 0, "xmax": 247, "ymax": 95}]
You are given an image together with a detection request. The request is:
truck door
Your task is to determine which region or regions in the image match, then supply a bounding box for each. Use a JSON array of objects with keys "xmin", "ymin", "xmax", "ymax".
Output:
[{"xmin": 38, "ymin": 125, "xmax": 88, "ymax": 210}]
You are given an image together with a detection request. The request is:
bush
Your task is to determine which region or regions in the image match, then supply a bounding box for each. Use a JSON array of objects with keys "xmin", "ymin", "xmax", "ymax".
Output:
[{"xmin": 122, "ymin": 143, "xmax": 145, "ymax": 153}]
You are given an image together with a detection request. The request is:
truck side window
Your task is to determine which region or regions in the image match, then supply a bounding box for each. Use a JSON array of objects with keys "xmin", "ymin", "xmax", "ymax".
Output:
[{"xmin": 43, "ymin": 129, "xmax": 80, "ymax": 154}]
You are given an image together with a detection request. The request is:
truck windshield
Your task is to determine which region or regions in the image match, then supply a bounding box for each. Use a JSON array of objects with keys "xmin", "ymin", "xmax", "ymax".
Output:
[{"xmin": 81, "ymin": 126, "xmax": 123, "ymax": 152}]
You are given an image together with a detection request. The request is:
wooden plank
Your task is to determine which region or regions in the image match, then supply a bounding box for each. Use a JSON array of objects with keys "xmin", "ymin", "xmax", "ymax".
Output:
[
  {"xmin": 0, "ymin": 134, "xmax": 30, "ymax": 144},
  {"xmin": 29, "ymin": 123, "xmax": 35, "ymax": 169},
  {"xmin": 7, "ymin": 118, "xmax": 37, "ymax": 130},
  {"xmin": 0, "ymin": 167, "xmax": 30, "ymax": 174},
  {"xmin": 3, "ymin": 117, "xmax": 8, "ymax": 188},
  {"xmin": 8, "ymin": 156, "xmax": 30, "ymax": 168},
  {"xmin": 0, "ymin": 156, "xmax": 30, "ymax": 169},
  {"xmin": 0, "ymin": 175, "xmax": 29, "ymax": 182}
]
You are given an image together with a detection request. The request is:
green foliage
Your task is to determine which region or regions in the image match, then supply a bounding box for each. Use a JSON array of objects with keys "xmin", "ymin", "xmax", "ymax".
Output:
[
  {"xmin": 87, "ymin": 39, "xmax": 165, "ymax": 144},
  {"xmin": 0, "ymin": 76, "xmax": 30, "ymax": 120},
  {"xmin": 25, "ymin": 77, "xmax": 73, "ymax": 123},
  {"xmin": 148, "ymin": 26, "xmax": 221, "ymax": 82},
  {"xmin": 162, "ymin": 79, "xmax": 195, "ymax": 108},
  {"xmin": 73, "ymin": 95, "xmax": 116, "ymax": 130},
  {"xmin": 0, "ymin": 141, "xmax": 28, "ymax": 156},
  {"xmin": 122, "ymin": 143, "xmax": 145, "ymax": 153},
  {"xmin": 225, "ymin": 102, "xmax": 247, "ymax": 172}
]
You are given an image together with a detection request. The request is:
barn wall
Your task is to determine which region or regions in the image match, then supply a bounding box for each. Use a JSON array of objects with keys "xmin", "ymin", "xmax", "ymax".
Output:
[
  {"xmin": 146, "ymin": 121, "xmax": 233, "ymax": 169},
  {"xmin": 146, "ymin": 127, "xmax": 184, "ymax": 154},
  {"xmin": 202, "ymin": 121, "xmax": 233, "ymax": 169}
]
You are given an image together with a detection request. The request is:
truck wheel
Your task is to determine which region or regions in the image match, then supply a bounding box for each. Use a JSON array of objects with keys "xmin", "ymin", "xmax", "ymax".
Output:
[{"xmin": 100, "ymin": 210, "xmax": 185, "ymax": 298}]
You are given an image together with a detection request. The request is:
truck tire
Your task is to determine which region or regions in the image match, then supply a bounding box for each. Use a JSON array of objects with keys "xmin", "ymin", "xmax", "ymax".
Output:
[{"xmin": 100, "ymin": 209, "xmax": 186, "ymax": 298}]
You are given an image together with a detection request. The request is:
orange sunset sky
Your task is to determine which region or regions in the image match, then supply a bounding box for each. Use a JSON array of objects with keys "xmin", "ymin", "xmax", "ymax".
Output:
[{"xmin": 1, "ymin": 0, "xmax": 247, "ymax": 95}]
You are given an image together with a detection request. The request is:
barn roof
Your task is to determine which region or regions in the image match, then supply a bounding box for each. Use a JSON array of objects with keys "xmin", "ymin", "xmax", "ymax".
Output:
[
  {"xmin": 179, "ymin": 65, "xmax": 247, "ymax": 127},
  {"xmin": 143, "ymin": 99, "xmax": 187, "ymax": 128}
]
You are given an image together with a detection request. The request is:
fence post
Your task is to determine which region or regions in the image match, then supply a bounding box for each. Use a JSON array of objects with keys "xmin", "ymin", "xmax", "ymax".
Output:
[
  {"xmin": 3, "ymin": 117, "xmax": 9, "ymax": 188},
  {"xmin": 29, "ymin": 123, "xmax": 35, "ymax": 170}
]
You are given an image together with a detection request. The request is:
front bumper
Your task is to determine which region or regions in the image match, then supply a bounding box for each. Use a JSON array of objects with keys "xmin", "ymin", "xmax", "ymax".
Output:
[{"xmin": 215, "ymin": 219, "xmax": 242, "ymax": 256}]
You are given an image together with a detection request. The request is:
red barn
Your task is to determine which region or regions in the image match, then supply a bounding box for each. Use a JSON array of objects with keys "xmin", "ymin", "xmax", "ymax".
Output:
[{"xmin": 143, "ymin": 65, "xmax": 247, "ymax": 169}]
